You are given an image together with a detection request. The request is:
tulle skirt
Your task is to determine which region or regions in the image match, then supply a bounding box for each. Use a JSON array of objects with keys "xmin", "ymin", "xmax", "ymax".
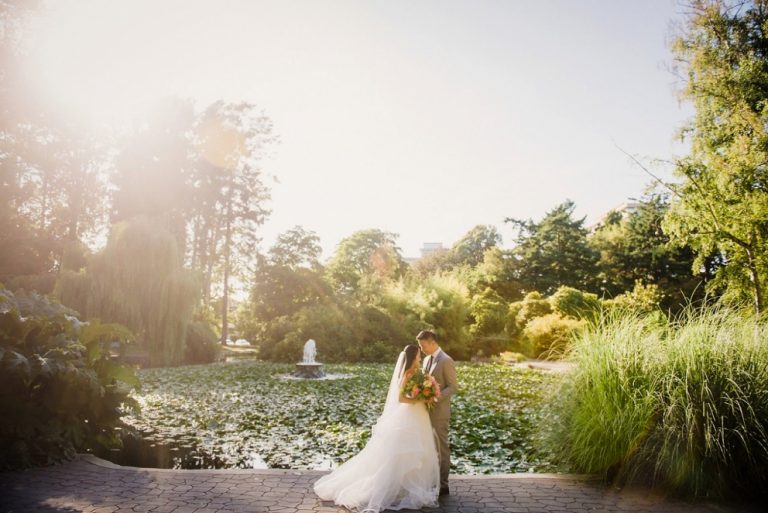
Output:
[{"xmin": 313, "ymin": 401, "xmax": 440, "ymax": 513}]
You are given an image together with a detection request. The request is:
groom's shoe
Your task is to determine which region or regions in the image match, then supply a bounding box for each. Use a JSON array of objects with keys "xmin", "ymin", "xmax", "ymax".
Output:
[{"xmin": 439, "ymin": 487, "xmax": 450, "ymax": 496}]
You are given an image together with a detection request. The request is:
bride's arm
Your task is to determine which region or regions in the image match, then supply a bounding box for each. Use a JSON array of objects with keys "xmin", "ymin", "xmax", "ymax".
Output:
[{"xmin": 399, "ymin": 370, "xmax": 417, "ymax": 404}]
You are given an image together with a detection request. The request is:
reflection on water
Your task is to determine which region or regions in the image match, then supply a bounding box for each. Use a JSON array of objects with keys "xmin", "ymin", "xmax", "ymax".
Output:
[
  {"xmin": 279, "ymin": 373, "xmax": 352, "ymax": 381},
  {"xmin": 93, "ymin": 432, "xmax": 228, "ymax": 469},
  {"xmin": 314, "ymin": 455, "xmax": 336, "ymax": 471},
  {"xmin": 223, "ymin": 355, "xmax": 259, "ymax": 363},
  {"xmin": 245, "ymin": 451, "xmax": 268, "ymax": 468},
  {"xmin": 93, "ymin": 430, "xmax": 338, "ymax": 470}
]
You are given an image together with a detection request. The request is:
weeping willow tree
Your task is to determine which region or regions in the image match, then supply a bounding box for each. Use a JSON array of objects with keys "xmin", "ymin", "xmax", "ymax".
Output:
[{"xmin": 56, "ymin": 217, "xmax": 198, "ymax": 366}]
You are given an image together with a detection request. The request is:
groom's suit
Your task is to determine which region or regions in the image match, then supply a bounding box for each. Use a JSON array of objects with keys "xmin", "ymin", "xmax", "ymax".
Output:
[{"xmin": 423, "ymin": 348, "xmax": 459, "ymax": 490}]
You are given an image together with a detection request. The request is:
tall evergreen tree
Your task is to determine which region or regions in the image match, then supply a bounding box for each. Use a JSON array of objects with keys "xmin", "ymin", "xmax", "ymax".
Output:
[
  {"xmin": 506, "ymin": 200, "xmax": 599, "ymax": 295},
  {"xmin": 193, "ymin": 101, "xmax": 273, "ymax": 343}
]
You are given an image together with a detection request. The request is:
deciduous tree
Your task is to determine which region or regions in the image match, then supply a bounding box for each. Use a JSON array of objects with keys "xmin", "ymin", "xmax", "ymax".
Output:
[{"xmin": 665, "ymin": 0, "xmax": 768, "ymax": 313}]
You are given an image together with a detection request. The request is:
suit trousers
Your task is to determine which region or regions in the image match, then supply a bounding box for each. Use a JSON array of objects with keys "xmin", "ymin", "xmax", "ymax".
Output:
[{"xmin": 429, "ymin": 414, "xmax": 450, "ymax": 489}]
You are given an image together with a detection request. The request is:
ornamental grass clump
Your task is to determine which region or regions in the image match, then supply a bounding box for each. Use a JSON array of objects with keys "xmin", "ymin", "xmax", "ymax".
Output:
[{"xmin": 547, "ymin": 306, "xmax": 768, "ymax": 498}]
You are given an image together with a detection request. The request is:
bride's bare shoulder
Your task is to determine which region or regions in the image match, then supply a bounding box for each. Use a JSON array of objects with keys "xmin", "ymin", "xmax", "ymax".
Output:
[{"xmin": 399, "ymin": 368, "xmax": 416, "ymax": 386}]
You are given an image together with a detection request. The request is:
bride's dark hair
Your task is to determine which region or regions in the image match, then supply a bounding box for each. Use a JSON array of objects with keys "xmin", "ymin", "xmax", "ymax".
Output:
[{"xmin": 402, "ymin": 344, "xmax": 420, "ymax": 372}]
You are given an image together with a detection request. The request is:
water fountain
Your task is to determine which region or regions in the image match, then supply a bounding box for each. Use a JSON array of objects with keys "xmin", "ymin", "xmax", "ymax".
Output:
[{"xmin": 293, "ymin": 339, "xmax": 325, "ymax": 379}]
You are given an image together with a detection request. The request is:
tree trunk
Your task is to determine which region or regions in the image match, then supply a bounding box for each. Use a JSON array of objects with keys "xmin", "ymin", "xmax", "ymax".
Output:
[
  {"xmin": 746, "ymin": 246, "xmax": 763, "ymax": 315},
  {"xmin": 40, "ymin": 173, "xmax": 49, "ymax": 230},
  {"xmin": 220, "ymin": 191, "xmax": 233, "ymax": 345},
  {"xmin": 67, "ymin": 179, "xmax": 81, "ymax": 242},
  {"xmin": 205, "ymin": 214, "xmax": 224, "ymax": 307},
  {"xmin": 190, "ymin": 217, "xmax": 200, "ymax": 271},
  {"xmin": 190, "ymin": 220, "xmax": 198, "ymax": 270}
]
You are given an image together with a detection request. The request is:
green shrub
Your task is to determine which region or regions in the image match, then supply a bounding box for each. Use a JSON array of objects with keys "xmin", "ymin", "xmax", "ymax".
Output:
[
  {"xmin": 260, "ymin": 305, "xmax": 347, "ymax": 362},
  {"xmin": 469, "ymin": 288, "xmax": 508, "ymax": 337},
  {"xmin": 515, "ymin": 291, "xmax": 553, "ymax": 326},
  {"xmin": 522, "ymin": 313, "xmax": 584, "ymax": 359},
  {"xmin": 546, "ymin": 307, "xmax": 768, "ymax": 498},
  {"xmin": 405, "ymin": 273, "xmax": 471, "ymax": 359},
  {"xmin": 0, "ymin": 288, "xmax": 139, "ymax": 469},
  {"xmin": 504, "ymin": 301, "xmax": 525, "ymax": 339},
  {"xmin": 257, "ymin": 303, "xmax": 406, "ymax": 363},
  {"xmin": 184, "ymin": 321, "xmax": 220, "ymax": 364},
  {"xmin": 468, "ymin": 288, "xmax": 510, "ymax": 357},
  {"xmin": 549, "ymin": 286, "xmax": 601, "ymax": 322},
  {"xmin": 357, "ymin": 340, "xmax": 399, "ymax": 362},
  {"xmin": 602, "ymin": 280, "xmax": 663, "ymax": 315},
  {"xmin": 505, "ymin": 292, "xmax": 554, "ymax": 353},
  {"xmin": 6, "ymin": 273, "xmax": 57, "ymax": 295}
]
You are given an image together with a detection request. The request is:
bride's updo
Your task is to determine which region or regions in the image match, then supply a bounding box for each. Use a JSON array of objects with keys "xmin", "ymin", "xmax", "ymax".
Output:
[{"xmin": 402, "ymin": 344, "xmax": 420, "ymax": 371}]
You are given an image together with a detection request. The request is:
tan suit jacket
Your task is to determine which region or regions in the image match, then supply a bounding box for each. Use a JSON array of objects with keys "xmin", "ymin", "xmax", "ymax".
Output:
[
  {"xmin": 423, "ymin": 347, "xmax": 459, "ymax": 488},
  {"xmin": 424, "ymin": 348, "xmax": 459, "ymax": 419}
]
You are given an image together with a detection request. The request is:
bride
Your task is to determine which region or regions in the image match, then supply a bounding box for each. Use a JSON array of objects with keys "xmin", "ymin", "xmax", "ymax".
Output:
[{"xmin": 313, "ymin": 344, "xmax": 440, "ymax": 512}]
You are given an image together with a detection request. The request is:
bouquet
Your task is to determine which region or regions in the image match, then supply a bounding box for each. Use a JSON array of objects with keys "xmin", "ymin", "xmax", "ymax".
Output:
[{"xmin": 400, "ymin": 368, "xmax": 441, "ymax": 409}]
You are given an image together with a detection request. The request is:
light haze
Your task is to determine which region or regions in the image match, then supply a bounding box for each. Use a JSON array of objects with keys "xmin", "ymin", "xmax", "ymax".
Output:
[{"xmin": 25, "ymin": 0, "xmax": 691, "ymax": 259}]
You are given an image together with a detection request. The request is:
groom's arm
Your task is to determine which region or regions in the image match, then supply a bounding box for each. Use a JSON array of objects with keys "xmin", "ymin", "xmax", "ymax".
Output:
[{"xmin": 438, "ymin": 358, "xmax": 459, "ymax": 402}]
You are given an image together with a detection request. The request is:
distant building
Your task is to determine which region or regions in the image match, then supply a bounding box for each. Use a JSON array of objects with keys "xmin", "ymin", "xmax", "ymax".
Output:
[
  {"xmin": 588, "ymin": 201, "xmax": 641, "ymax": 232},
  {"xmin": 404, "ymin": 242, "xmax": 445, "ymax": 264},
  {"xmin": 420, "ymin": 242, "xmax": 444, "ymax": 259}
]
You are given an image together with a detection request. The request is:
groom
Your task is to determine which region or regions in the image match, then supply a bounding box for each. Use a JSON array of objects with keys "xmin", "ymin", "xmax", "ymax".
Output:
[{"xmin": 416, "ymin": 330, "xmax": 459, "ymax": 496}]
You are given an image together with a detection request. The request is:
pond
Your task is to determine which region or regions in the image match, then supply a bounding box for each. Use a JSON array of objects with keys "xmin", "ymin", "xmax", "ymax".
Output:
[{"xmin": 94, "ymin": 360, "xmax": 562, "ymax": 474}]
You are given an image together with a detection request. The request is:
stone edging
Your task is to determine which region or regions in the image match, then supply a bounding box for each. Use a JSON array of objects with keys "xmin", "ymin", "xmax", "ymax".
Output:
[
  {"xmin": 77, "ymin": 454, "xmax": 599, "ymax": 481},
  {"xmin": 78, "ymin": 454, "xmax": 315, "ymax": 475}
]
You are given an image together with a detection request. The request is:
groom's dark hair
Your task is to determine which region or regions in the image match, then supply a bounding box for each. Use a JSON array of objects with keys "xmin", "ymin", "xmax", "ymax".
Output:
[{"xmin": 416, "ymin": 330, "xmax": 437, "ymax": 342}]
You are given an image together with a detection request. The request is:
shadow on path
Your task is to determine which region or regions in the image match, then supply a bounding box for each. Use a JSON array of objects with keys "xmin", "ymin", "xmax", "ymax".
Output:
[{"xmin": 0, "ymin": 455, "xmax": 757, "ymax": 513}]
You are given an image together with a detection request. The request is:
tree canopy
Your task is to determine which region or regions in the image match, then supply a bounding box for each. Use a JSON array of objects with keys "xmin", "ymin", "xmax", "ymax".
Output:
[
  {"xmin": 665, "ymin": 0, "xmax": 768, "ymax": 313},
  {"xmin": 506, "ymin": 200, "xmax": 599, "ymax": 295}
]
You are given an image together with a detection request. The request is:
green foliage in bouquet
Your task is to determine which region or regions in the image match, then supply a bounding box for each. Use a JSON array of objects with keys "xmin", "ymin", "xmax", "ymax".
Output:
[
  {"xmin": 0, "ymin": 288, "xmax": 140, "ymax": 469},
  {"xmin": 400, "ymin": 368, "xmax": 440, "ymax": 408}
]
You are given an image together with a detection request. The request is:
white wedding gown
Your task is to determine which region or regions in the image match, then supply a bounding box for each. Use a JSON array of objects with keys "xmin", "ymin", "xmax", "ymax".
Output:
[{"xmin": 313, "ymin": 353, "xmax": 440, "ymax": 513}]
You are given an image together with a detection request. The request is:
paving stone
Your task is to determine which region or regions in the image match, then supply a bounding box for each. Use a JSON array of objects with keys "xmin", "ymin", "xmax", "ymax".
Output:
[{"xmin": 0, "ymin": 455, "xmax": 758, "ymax": 513}]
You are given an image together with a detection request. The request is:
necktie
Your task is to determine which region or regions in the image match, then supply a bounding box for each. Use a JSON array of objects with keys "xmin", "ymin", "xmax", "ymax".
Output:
[{"xmin": 425, "ymin": 355, "xmax": 433, "ymax": 372}]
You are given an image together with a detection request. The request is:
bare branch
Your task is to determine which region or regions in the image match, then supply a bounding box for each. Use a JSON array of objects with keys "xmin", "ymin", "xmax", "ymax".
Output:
[{"xmin": 614, "ymin": 143, "xmax": 684, "ymax": 199}]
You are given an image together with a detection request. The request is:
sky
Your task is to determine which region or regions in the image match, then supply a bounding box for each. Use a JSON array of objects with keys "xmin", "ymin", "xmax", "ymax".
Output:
[{"xmin": 23, "ymin": 0, "xmax": 692, "ymax": 259}]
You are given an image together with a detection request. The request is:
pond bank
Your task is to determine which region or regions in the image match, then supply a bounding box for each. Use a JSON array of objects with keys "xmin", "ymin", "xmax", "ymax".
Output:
[
  {"xmin": 0, "ymin": 454, "xmax": 755, "ymax": 513},
  {"xmin": 516, "ymin": 359, "xmax": 576, "ymax": 373}
]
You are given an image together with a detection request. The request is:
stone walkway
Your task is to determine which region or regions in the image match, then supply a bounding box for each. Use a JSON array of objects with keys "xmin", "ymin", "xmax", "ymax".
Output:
[{"xmin": 0, "ymin": 455, "xmax": 756, "ymax": 513}]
